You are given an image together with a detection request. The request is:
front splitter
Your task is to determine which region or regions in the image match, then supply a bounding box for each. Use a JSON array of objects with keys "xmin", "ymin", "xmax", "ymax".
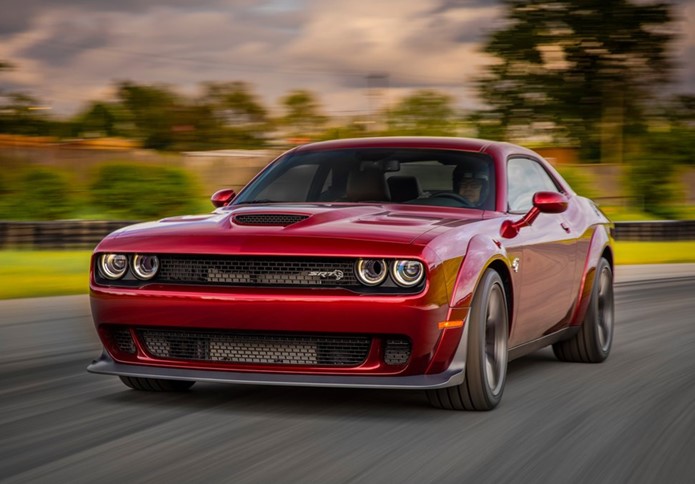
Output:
[{"xmin": 87, "ymin": 351, "xmax": 465, "ymax": 390}]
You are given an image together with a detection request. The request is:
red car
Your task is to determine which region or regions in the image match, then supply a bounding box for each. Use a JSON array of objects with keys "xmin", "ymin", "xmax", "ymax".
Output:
[{"xmin": 88, "ymin": 137, "xmax": 614, "ymax": 410}]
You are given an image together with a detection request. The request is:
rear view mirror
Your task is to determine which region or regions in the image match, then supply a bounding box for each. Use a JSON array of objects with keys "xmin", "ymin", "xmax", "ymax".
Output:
[{"xmin": 359, "ymin": 159, "xmax": 400, "ymax": 172}]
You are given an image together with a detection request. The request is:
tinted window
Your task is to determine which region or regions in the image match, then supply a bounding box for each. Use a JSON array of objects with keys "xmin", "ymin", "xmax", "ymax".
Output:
[
  {"xmin": 507, "ymin": 158, "xmax": 560, "ymax": 212},
  {"xmin": 234, "ymin": 148, "xmax": 496, "ymax": 210},
  {"xmin": 255, "ymin": 164, "xmax": 320, "ymax": 202}
]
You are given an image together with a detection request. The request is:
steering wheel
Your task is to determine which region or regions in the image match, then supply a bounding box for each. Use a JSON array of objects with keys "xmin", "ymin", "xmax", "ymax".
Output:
[{"xmin": 429, "ymin": 192, "xmax": 474, "ymax": 207}]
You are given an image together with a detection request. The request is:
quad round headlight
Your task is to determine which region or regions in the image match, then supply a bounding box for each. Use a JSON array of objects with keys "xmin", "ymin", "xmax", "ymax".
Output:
[
  {"xmin": 356, "ymin": 258, "xmax": 388, "ymax": 286},
  {"xmin": 391, "ymin": 260, "xmax": 425, "ymax": 287},
  {"xmin": 99, "ymin": 253, "xmax": 128, "ymax": 280},
  {"xmin": 132, "ymin": 254, "xmax": 159, "ymax": 280}
]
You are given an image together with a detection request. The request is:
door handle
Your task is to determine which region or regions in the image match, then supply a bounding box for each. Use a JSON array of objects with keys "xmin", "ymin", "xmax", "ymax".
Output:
[{"xmin": 560, "ymin": 222, "xmax": 571, "ymax": 233}]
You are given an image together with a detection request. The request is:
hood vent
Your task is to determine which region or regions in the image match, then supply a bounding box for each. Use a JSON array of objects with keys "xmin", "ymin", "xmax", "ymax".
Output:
[{"xmin": 233, "ymin": 214, "xmax": 309, "ymax": 226}]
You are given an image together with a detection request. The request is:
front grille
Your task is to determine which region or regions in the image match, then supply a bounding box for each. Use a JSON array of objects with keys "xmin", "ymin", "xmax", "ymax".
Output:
[
  {"xmin": 383, "ymin": 338, "xmax": 411, "ymax": 365},
  {"xmin": 157, "ymin": 256, "xmax": 359, "ymax": 287},
  {"xmin": 234, "ymin": 214, "xmax": 309, "ymax": 226},
  {"xmin": 111, "ymin": 327, "xmax": 136, "ymax": 354},
  {"xmin": 139, "ymin": 329, "xmax": 372, "ymax": 366}
]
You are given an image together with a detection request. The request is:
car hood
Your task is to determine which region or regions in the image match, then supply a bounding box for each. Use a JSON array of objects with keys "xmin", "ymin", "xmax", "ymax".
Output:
[{"xmin": 96, "ymin": 203, "xmax": 484, "ymax": 257}]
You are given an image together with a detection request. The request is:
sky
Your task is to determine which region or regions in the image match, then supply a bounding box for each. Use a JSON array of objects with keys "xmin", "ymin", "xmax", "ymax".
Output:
[{"xmin": 0, "ymin": 0, "xmax": 693, "ymax": 117}]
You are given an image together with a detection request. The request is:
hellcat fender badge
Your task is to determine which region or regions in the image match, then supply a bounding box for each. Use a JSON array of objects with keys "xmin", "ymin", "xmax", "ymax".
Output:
[{"xmin": 511, "ymin": 258, "xmax": 520, "ymax": 273}]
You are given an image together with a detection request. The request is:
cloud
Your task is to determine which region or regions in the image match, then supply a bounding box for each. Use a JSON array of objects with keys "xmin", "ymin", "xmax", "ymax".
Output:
[{"xmin": 0, "ymin": 0, "xmax": 692, "ymax": 117}]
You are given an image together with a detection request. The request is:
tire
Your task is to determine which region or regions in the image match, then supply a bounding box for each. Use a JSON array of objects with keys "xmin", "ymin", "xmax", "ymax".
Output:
[
  {"xmin": 427, "ymin": 269, "xmax": 509, "ymax": 411},
  {"xmin": 553, "ymin": 257, "xmax": 614, "ymax": 363},
  {"xmin": 119, "ymin": 376, "xmax": 196, "ymax": 392}
]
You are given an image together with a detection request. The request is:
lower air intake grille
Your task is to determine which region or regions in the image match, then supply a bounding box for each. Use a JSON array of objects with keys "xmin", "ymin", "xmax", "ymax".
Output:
[
  {"xmin": 233, "ymin": 214, "xmax": 309, "ymax": 226},
  {"xmin": 111, "ymin": 327, "xmax": 136, "ymax": 354},
  {"xmin": 139, "ymin": 329, "xmax": 371, "ymax": 367},
  {"xmin": 383, "ymin": 338, "xmax": 411, "ymax": 365}
]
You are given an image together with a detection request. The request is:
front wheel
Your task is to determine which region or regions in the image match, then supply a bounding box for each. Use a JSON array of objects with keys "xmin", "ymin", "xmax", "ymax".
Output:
[
  {"xmin": 119, "ymin": 376, "xmax": 196, "ymax": 392},
  {"xmin": 427, "ymin": 269, "xmax": 509, "ymax": 411},
  {"xmin": 553, "ymin": 257, "xmax": 614, "ymax": 363}
]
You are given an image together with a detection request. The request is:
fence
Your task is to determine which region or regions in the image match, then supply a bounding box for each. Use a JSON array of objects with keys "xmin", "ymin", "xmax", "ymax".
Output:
[
  {"xmin": 1, "ymin": 219, "xmax": 694, "ymax": 250},
  {"xmin": 0, "ymin": 221, "xmax": 136, "ymax": 249},
  {"xmin": 612, "ymin": 220, "xmax": 695, "ymax": 242}
]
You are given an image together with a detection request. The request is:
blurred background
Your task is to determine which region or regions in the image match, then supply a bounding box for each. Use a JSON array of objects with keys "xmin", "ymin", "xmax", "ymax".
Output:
[
  {"xmin": 2, "ymin": 4, "xmax": 695, "ymax": 481},
  {"xmin": 1, "ymin": 0, "xmax": 694, "ymax": 297}
]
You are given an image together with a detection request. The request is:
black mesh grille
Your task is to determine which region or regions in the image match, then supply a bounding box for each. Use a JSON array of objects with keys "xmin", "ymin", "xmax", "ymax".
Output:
[
  {"xmin": 111, "ymin": 327, "xmax": 136, "ymax": 354},
  {"xmin": 233, "ymin": 214, "xmax": 309, "ymax": 226},
  {"xmin": 156, "ymin": 256, "xmax": 359, "ymax": 287},
  {"xmin": 383, "ymin": 338, "xmax": 411, "ymax": 365},
  {"xmin": 139, "ymin": 329, "xmax": 371, "ymax": 366}
]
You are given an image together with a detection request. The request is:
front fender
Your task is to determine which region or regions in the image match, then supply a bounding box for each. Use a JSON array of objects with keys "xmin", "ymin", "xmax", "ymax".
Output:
[
  {"xmin": 424, "ymin": 234, "xmax": 513, "ymax": 376},
  {"xmin": 448, "ymin": 234, "xmax": 512, "ymax": 310}
]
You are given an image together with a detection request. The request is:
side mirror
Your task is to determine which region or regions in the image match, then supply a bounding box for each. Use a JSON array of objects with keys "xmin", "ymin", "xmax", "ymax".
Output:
[
  {"xmin": 501, "ymin": 191, "xmax": 568, "ymax": 238},
  {"xmin": 211, "ymin": 188, "xmax": 236, "ymax": 208},
  {"xmin": 533, "ymin": 191, "xmax": 568, "ymax": 214}
]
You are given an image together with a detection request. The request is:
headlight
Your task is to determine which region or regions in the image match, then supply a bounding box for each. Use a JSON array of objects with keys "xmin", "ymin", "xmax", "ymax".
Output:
[
  {"xmin": 391, "ymin": 260, "xmax": 425, "ymax": 287},
  {"xmin": 99, "ymin": 253, "xmax": 128, "ymax": 280},
  {"xmin": 355, "ymin": 259, "xmax": 388, "ymax": 286},
  {"xmin": 132, "ymin": 254, "xmax": 159, "ymax": 280}
]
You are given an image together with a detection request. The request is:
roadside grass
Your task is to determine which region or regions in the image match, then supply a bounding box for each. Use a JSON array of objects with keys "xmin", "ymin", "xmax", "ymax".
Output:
[
  {"xmin": 1, "ymin": 242, "xmax": 695, "ymax": 299},
  {"xmin": 0, "ymin": 251, "xmax": 92, "ymax": 300},
  {"xmin": 613, "ymin": 241, "xmax": 695, "ymax": 265}
]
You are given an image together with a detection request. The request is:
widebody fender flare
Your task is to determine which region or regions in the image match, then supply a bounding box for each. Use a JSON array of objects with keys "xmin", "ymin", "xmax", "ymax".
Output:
[
  {"xmin": 425, "ymin": 234, "xmax": 514, "ymax": 376},
  {"xmin": 570, "ymin": 224, "xmax": 613, "ymax": 326}
]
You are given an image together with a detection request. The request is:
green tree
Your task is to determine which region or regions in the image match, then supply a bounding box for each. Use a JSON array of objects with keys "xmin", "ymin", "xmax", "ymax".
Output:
[
  {"xmin": 72, "ymin": 101, "xmax": 132, "ymax": 138},
  {"xmin": 0, "ymin": 92, "xmax": 53, "ymax": 136},
  {"xmin": 385, "ymin": 90, "xmax": 459, "ymax": 136},
  {"xmin": 280, "ymin": 90, "xmax": 327, "ymax": 138},
  {"xmin": 90, "ymin": 163, "xmax": 199, "ymax": 219},
  {"xmin": 1, "ymin": 167, "xmax": 75, "ymax": 220},
  {"xmin": 199, "ymin": 81, "xmax": 271, "ymax": 148},
  {"xmin": 115, "ymin": 81, "xmax": 183, "ymax": 149},
  {"xmin": 479, "ymin": 0, "xmax": 674, "ymax": 162}
]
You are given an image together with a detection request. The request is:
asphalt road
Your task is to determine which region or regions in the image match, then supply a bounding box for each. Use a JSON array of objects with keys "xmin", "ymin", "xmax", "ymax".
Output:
[{"xmin": 1, "ymin": 276, "xmax": 695, "ymax": 483}]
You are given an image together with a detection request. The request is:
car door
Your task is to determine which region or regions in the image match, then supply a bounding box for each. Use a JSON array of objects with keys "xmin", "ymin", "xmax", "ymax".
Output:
[{"xmin": 505, "ymin": 157, "xmax": 578, "ymax": 348}]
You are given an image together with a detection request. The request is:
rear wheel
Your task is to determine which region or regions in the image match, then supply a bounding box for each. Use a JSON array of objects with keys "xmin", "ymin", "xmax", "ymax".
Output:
[
  {"xmin": 553, "ymin": 257, "xmax": 614, "ymax": 363},
  {"xmin": 427, "ymin": 269, "xmax": 508, "ymax": 411},
  {"xmin": 119, "ymin": 376, "xmax": 196, "ymax": 392}
]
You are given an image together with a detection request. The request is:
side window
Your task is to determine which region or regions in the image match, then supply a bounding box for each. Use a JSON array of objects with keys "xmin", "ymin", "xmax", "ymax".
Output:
[{"xmin": 507, "ymin": 158, "xmax": 560, "ymax": 212}]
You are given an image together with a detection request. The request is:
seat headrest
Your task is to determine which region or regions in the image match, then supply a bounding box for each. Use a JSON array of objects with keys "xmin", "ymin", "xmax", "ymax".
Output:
[
  {"xmin": 346, "ymin": 167, "xmax": 390, "ymax": 202},
  {"xmin": 387, "ymin": 176, "xmax": 421, "ymax": 202}
]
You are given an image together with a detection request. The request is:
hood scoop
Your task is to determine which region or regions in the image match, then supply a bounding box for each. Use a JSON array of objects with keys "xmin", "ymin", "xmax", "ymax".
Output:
[{"xmin": 232, "ymin": 213, "xmax": 309, "ymax": 226}]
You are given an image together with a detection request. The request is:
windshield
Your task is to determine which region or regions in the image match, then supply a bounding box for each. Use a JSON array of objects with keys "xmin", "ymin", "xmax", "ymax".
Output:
[{"xmin": 233, "ymin": 148, "xmax": 496, "ymax": 210}]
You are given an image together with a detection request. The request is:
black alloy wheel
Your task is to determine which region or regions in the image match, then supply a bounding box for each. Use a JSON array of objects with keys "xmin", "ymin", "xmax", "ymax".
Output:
[{"xmin": 427, "ymin": 268, "xmax": 509, "ymax": 411}]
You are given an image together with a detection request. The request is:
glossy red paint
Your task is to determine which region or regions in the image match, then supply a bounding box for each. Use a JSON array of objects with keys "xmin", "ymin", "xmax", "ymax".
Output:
[
  {"xmin": 210, "ymin": 188, "xmax": 236, "ymax": 208},
  {"xmin": 88, "ymin": 137, "xmax": 612, "ymax": 388},
  {"xmin": 533, "ymin": 191, "xmax": 569, "ymax": 214},
  {"xmin": 500, "ymin": 191, "xmax": 568, "ymax": 238}
]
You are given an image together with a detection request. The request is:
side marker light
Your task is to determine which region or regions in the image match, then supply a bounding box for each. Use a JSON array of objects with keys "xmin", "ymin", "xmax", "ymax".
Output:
[{"xmin": 438, "ymin": 320, "xmax": 464, "ymax": 330}]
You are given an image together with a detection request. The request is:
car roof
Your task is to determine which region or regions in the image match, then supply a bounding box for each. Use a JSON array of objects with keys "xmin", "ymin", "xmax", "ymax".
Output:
[{"xmin": 294, "ymin": 137, "xmax": 502, "ymax": 154}]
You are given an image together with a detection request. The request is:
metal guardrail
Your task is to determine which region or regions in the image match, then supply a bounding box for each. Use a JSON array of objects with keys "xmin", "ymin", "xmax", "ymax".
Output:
[
  {"xmin": 612, "ymin": 220, "xmax": 695, "ymax": 242},
  {"xmin": 0, "ymin": 219, "xmax": 694, "ymax": 249},
  {"xmin": 0, "ymin": 221, "xmax": 136, "ymax": 249}
]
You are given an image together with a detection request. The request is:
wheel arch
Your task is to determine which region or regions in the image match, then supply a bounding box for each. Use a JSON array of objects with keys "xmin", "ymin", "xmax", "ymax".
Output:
[
  {"xmin": 601, "ymin": 244, "xmax": 614, "ymax": 271},
  {"xmin": 486, "ymin": 259, "xmax": 514, "ymax": 335},
  {"xmin": 448, "ymin": 235, "xmax": 514, "ymax": 315},
  {"xmin": 570, "ymin": 224, "xmax": 613, "ymax": 326}
]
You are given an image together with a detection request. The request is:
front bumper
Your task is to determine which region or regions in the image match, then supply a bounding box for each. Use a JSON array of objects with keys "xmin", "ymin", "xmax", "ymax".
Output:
[{"xmin": 88, "ymin": 350, "xmax": 466, "ymax": 389}]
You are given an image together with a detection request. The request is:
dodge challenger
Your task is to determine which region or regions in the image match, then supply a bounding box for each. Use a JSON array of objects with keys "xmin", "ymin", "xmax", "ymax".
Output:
[{"xmin": 88, "ymin": 137, "xmax": 614, "ymax": 410}]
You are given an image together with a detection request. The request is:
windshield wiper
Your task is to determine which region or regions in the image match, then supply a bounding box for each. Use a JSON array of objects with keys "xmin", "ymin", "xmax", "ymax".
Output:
[{"xmin": 234, "ymin": 199, "xmax": 280, "ymax": 205}]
